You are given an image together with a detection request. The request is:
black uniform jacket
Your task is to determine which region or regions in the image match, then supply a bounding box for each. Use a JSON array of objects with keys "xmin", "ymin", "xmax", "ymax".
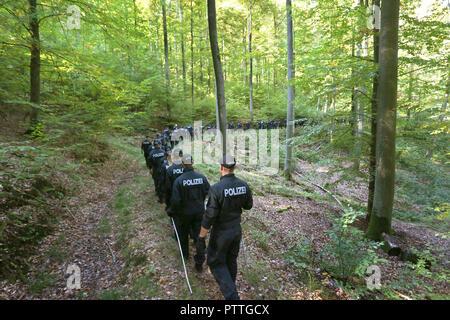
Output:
[
  {"xmin": 170, "ymin": 167, "xmax": 210, "ymax": 216},
  {"xmin": 147, "ymin": 147, "xmax": 166, "ymax": 170},
  {"xmin": 141, "ymin": 140, "xmax": 152, "ymax": 154},
  {"xmin": 165, "ymin": 162, "xmax": 184, "ymax": 205},
  {"xmin": 202, "ymin": 174, "xmax": 253, "ymax": 230}
]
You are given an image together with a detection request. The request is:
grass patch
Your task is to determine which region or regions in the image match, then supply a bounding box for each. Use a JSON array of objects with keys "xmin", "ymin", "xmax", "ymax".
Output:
[
  {"xmin": 129, "ymin": 266, "xmax": 160, "ymax": 299},
  {"xmin": 29, "ymin": 273, "xmax": 57, "ymax": 294},
  {"xmin": 97, "ymin": 288, "xmax": 126, "ymax": 300},
  {"xmin": 250, "ymin": 229, "xmax": 272, "ymax": 252},
  {"xmin": 242, "ymin": 260, "xmax": 284, "ymax": 299},
  {"xmin": 96, "ymin": 216, "xmax": 112, "ymax": 234}
]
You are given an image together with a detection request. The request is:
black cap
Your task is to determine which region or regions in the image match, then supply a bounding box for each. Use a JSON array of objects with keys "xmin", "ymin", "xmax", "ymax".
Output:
[
  {"xmin": 219, "ymin": 155, "xmax": 236, "ymax": 169},
  {"xmin": 173, "ymin": 148, "xmax": 183, "ymax": 157},
  {"xmin": 182, "ymin": 154, "xmax": 193, "ymax": 165},
  {"xmin": 154, "ymin": 139, "xmax": 161, "ymax": 145},
  {"xmin": 172, "ymin": 148, "xmax": 183, "ymax": 163}
]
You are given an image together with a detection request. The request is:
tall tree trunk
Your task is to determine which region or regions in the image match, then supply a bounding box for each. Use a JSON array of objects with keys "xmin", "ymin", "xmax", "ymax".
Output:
[
  {"xmin": 174, "ymin": 2, "xmax": 179, "ymax": 82},
  {"xmin": 266, "ymin": 57, "xmax": 270, "ymax": 100},
  {"xmin": 367, "ymin": 0, "xmax": 380, "ymax": 221},
  {"xmin": 273, "ymin": 12, "xmax": 277, "ymax": 93},
  {"xmin": 367, "ymin": 0, "xmax": 400, "ymax": 241},
  {"xmin": 29, "ymin": 0, "xmax": 40, "ymax": 129},
  {"xmin": 284, "ymin": 0, "xmax": 295, "ymax": 178},
  {"xmin": 175, "ymin": 38, "xmax": 179, "ymax": 83},
  {"xmin": 222, "ymin": 39, "xmax": 226, "ymax": 81},
  {"xmin": 133, "ymin": 0, "xmax": 137, "ymax": 27},
  {"xmin": 330, "ymin": 91, "xmax": 335, "ymax": 143},
  {"xmin": 200, "ymin": 37, "xmax": 204, "ymax": 84},
  {"xmin": 407, "ymin": 65, "xmax": 413, "ymax": 121},
  {"xmin": 162, "ymin": 0, "xmax": 171, "ymax": 115},
  {"xmin": 249, "ymin": 7, "xmax": 254, "ymax": 121},
  {"xmin": 190, "ymin": 0, "xmax": 194, "ymax": 106},
  {"xmin": 208, "ymin": 57, "xmax": 211, "ymax": 93},
  {"xmin": 426, "ymin": 77, "xmax": 449, "ymax": 158},
  {"xmin": 208, "ymin": 0, "xmax": 227, "ymax": 157},
  {"xmin": 179, "ymin": 0, "xmax": 187, "ymax": 98},
  {"xmin": 243, "ymin": 26, "xmax": 247, "ymax": 85},
  {"xmin": 352, "ymin": 0, "xmax": 368, "ymax": 171}
]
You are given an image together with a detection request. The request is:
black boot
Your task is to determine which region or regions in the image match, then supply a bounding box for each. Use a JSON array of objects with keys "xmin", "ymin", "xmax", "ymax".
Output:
[{"xmin": 195, "ymin": 263, "xmax": 203, "ymax": 272}]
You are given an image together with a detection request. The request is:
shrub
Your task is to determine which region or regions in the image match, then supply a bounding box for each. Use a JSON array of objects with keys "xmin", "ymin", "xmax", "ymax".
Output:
[{"xmin": 321, "ymin": 209, "xmax": 384, "ymax": 282}]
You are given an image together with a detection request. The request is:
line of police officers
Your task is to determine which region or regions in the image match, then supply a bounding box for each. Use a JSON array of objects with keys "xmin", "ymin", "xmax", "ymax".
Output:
[{"xmin": 141, "ymin": 134, "xmax": 253, "ymax": 300}]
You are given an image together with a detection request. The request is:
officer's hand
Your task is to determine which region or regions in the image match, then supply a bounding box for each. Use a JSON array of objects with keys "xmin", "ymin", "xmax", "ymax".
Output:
[
  {"xmin": 196, "ymin": 236, "xmax": 206, "ymax": 255},
  {"xmin": 166, "ymin": 206, "xmax": 175, "ymax": 217}
]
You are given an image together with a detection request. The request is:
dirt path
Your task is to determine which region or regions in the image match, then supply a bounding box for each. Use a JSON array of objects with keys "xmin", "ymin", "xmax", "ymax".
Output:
[
  {"xmin": 108, "ymin": 151, "xmax": 253, "ymax": 300},
  {"xmin": 0, "ymin": 138, "xmax": 347, "ymax": 300},
  {"xmin": 0, "ymin": 151, "xmax": 133, "ymax": 299},
  {"xmin": 3, "ymin": 136, "xmax": 446, "ymax": 300}
]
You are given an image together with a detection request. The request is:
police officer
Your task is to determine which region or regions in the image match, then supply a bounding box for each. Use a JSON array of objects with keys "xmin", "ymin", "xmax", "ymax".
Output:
[
  {"xmin": 187, "ymin": 125, "xmax": 193, "ymax": 140},
  {"xmin": 165, "ymin": 149, "xmax": 184, "ymax": 209},
  {"xmin": 141, "ymin": 136, "xmax": 152, "ymax": 162},
  {"xmin": 147, "ymin": 139, "xmax": 166, "ymax": 203},
  {"xmin": 161, "ymin": 137, "xmax": 172, "ymax": 157},
  {"xmin": 245, "ymin": 121, "xmax": 251, "ymax": 130},
  {"xmin": 157, "ymin": 157, "xmax": 170, "ymax": 203},
  {"xmin": 165, "ymin": 148, "xmax": 184, "ymax": 240},
  {"xmin": 196, "ymin": 155, "xmax": 253, "ymax": 300},
  {"xmin": 259, "ymin": 120, "xmax": 264, "ymax": 130},
  {"xmin": 168, "ymin": 154, "xmax": 210, "ymax": 269}
]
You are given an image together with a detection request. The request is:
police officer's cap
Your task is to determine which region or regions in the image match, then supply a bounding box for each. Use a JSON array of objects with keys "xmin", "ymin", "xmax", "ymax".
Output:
[
  {"xmin": 219, "ymin": 155, "xmax": 236, "ymax": 169},
  {"xmin": 173, "ymin": 148, "xmax": 183, "ymax": 158},
  {"xmin": 154, "ymin": 139, "xmax": 161, "ymax": 145},
  {"xmin": 182, "ymin": 154, "xmax": 193, "ymax": 165}
]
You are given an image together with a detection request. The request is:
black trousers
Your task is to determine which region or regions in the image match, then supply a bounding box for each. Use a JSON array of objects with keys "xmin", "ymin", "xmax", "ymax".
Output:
[
  {"xmin": 177, "ymin": 213, "xmax": 203, "ymax": 262},
  {"xmin": 151, "ymin": 169, "xmax": 163, "ymax": 201},
  {"xmin": 155, "ymin": 175, "xmax": 165, "ymax": 201},
  {"xmin": 207, "ymin": 226, "xmax": 241, "ymax": 300}
]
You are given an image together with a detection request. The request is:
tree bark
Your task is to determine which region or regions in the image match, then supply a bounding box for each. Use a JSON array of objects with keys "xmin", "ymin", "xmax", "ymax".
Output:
[
  {"xmin": 207, "ymin": 0, "xmax": 227, "ymax": 157},
  {"xmin": 162, "ymin": 0, "xmax": 171, "ymax": 115},
  {"xmin": 179, "ymin": 0, "xmax": 187, "ymax": 98},
  {"xmin": 367, "ymin": 0, "xmax": 400, "ymax": 241},
  {"xmin": 29, "ymin": 0, "xmax": 40, "ymax": 129},
  {"xmin": 426, "ymin": 77, "xmax": 449, "ymax": 158},
  {"xmin": 249, "ymin": 7, "xmax": 254, "ymax": 121},
  {"xmin": 190, "ymin": 0, "xmax": 194, "ymax": 106},
  {"xmin": 284, "ymin": 0, "xmax": 295, "ymax": 177},
  {"xmin": 367, "ymin": 0, "xmax": 380, "ymax": 221}
]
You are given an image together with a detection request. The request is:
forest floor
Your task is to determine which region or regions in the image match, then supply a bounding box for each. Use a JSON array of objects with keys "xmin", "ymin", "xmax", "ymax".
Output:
[{"xmin": 1, "ymin": 135, "xmax": 448, "ymax": 300}]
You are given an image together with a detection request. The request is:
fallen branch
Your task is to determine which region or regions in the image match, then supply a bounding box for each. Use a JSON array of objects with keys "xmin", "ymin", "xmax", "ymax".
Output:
[
  {"xmin": 294, "ymin": 170, "xmax": 344, "ymax": 209},
  {"xmin": 381, "ymin": 232, "xmax": 402, "ymax": 256},
  {"xmin": 107, "ymin": 241, "xmax": 116, "ymax": 263}
]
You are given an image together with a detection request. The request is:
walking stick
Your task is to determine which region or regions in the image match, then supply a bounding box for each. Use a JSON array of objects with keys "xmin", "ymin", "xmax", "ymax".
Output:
[
  {"xmin": 241, "ymin": 236, "xmax": 249, "ymax": 272},
  {"xmin": 241, "ymin": 218, "xmax": 249, "ymax": 272},
  {"xmin": 171, "ymin": 217, "xmax": 193, "ymax": 295}
]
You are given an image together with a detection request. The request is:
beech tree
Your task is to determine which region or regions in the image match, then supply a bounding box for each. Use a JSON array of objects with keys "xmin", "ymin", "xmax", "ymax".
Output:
[
  {"xmin": 28, "ymin": 0, "xmax": 40, "ymax": 130},
  {"xmin": 367, "ymin": 0, "xmax": 400, "ymax": 240},
  {"xmin": 207, "ymin": 0, "xmax": 227, "ymax": 156},
  {"xmin": 284, "ymin": 0, "xmax": 295, "ymax": 177}
]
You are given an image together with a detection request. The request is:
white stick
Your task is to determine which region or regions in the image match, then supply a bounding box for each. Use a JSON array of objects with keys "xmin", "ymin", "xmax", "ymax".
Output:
[{"xmin": 171, "ymin": 217, "xmax": 193, "ymax": 295}]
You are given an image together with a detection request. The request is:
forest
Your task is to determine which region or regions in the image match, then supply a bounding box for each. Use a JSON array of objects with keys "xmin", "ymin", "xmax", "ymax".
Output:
[{"xmin": 0, "ymin": 0, "xmax": 449, "ymax": 301}]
